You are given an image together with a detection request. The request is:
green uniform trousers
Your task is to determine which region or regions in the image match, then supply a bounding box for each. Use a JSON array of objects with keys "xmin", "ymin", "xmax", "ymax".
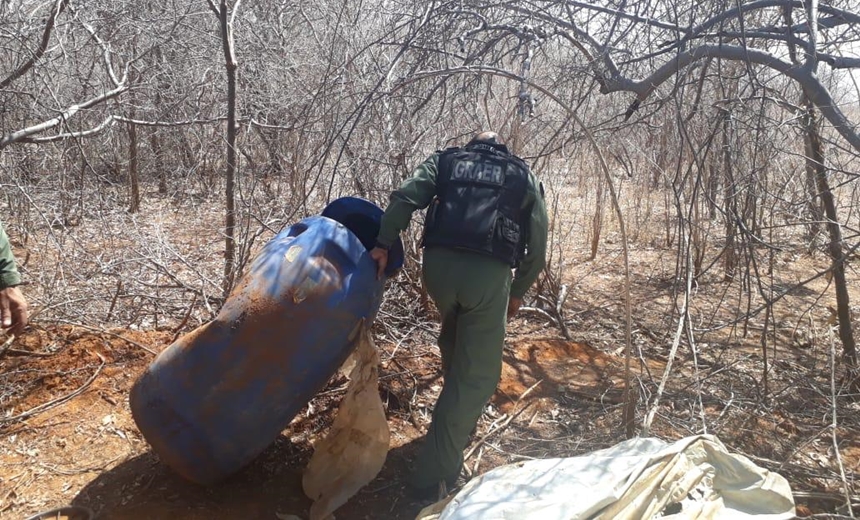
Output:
[{"xmin": 409, "ymin": 247, "xmax": 511, "ymax": 489}]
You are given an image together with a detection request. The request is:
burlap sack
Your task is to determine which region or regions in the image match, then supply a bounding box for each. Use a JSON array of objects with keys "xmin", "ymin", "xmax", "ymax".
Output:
[{"xmin": 302, "ymin": 321, "xmax": 390, "ymax": 520}]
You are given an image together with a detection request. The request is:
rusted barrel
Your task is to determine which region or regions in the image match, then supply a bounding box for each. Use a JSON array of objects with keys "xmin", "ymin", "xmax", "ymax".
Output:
[{"xmin": 130, "ymin": 197, "xmax": 403, "ymax": 484}]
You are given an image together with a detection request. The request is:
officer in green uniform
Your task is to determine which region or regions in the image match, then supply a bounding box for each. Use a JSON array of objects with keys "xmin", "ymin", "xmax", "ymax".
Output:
[
  {"xmin": 370, "ymin": 131, "xmax": 548, "ymax": 499},
  {"xmin": 0, "ymin": 219, "xmax": 29, "ymax": 336}
]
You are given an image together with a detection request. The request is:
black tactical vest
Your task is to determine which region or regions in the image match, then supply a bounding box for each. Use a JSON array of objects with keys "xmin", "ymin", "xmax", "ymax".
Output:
[{"xmin": 422, "ymin": 143, "xmax": 531, "ymax": 267}]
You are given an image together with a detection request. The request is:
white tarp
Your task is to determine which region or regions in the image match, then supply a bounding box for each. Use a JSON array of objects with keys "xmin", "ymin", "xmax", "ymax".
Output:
[{"xmin": 417, "ymin": 435, "xmax": 795, "ymax": 520}]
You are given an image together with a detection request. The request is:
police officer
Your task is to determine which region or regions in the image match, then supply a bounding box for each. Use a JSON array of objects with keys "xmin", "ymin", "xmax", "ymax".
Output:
[
  {"xmin": 370, "ymin": 131, "xmax": 548, "ymax": 499},
  {"xmin": 0, "ymin": 219, "xmax": 28, "ymax": 337}
]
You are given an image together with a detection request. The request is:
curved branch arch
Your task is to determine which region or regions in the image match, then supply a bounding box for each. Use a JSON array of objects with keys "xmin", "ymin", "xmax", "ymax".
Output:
[{"xmin": 604, "ymin": 44, "xmax": 860, "ymax": 153}]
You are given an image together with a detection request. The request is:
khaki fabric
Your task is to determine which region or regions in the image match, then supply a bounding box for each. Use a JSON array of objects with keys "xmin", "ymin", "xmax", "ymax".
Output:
[{"xmin": 302, "ymin": 322, "xmax": 389, "ymax": 520}]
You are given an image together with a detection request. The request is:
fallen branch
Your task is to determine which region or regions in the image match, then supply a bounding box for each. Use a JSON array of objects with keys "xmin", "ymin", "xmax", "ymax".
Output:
[
  {"xmin": 793, "ymin": 490, "xmax": 860, "ymax": 504},
  {"xmin": 50, "ymin": 319, "xmax": 157, "ymax": 355},
  {"xmin": 0, "ymin": 334, "xmax": 16, "ymax": 357},
  {"xmin": 555, "ymin": 284, "xmax": 570, "ymax": 339},
  {"xmin": 743, "ymin": 452, "xmax": 860, "ymax": 483},
  {"xmin": 0, "ymin": 471, "xmax": 32, "ymax": 512},
  {"xmin": 36, "ymin": 453, "xmax": 126, "ymax": 476},
  {"xmin": 3, "ymin": 347, "xmax": 54, "ymax": 357},
  {"xmin": 0, "ymin": 351, "xmax": 106, "ymax": 424},
  {"xmin": 464, "ymin": 379, "xmax": 542, "ymax": 464},
  {"xmin": 643, "ymin": 247, "xmax": 692, "ymax": 434},
  {"xmin": 520, "ymin": 306, "xmax": 557, "ymax": 323},
  {"xmin": 171, "ymin": 292, "xmax": 199, "ymax": 343}
]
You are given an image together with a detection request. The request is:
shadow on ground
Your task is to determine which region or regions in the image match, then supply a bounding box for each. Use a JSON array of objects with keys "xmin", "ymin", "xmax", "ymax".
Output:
[
  {"xmin": 67, "ymin": 337, "xmax": 621, "ymax": 520},
  {"xmin": 72, "ymin": 436, "xmax": 428, "ymax": 520}
]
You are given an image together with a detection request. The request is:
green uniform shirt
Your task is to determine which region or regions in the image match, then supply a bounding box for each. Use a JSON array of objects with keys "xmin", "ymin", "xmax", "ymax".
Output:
[
  {"xmin": 0, "ymin": 220, "xmax": 21, "ymax": 289},
  {"xmin": 377, "ymin": 151, "xmax": 549, "ymax": 299}
]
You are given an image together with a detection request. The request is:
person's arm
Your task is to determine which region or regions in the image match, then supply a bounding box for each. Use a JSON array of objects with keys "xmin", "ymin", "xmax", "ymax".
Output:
[
  {"xmin": 510, "ymin": 174, "xmax": 548, "ymax": 300},
  {"xmin": 371, "ymin": 154, "xmax": 441, "ymax": 278},
  {"xmin": 0, "ymin": 221, "xmax": 28, "ymax": 336},
  {"xmin": 0, "ymin": 222, "xmax": 21, "ymax": 289},
  {"xmin": 375, "ymin": 153, "xmax": 440, "ymax": 249}
]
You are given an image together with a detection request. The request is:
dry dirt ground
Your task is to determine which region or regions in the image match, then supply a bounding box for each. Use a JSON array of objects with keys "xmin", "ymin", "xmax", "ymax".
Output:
[
  {"xmin": 2, "ymin": 200, "xmax": 860, "ymax": 519},
  {"xmin": 0, "ymin": 325, "xmax": 640, "ymax": 520}
]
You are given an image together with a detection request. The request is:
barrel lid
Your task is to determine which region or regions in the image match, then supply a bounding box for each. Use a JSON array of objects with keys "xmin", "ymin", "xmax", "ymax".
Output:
[{"xmin": 321, "ymin": 197, "xmax": 404, "ymax": 275}]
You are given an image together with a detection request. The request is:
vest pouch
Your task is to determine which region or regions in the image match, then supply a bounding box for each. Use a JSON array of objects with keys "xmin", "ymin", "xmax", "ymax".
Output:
[
  {"xmin": 494, "ymin": 215, "xmax": 520, "ymax": 266},
  {"xmin": 427, "ymin": 198, "xmax": 440, "ymax": 227},
  {"xmin": 421, "ymin": 198, "xmax": 441, "ymax": 243}
]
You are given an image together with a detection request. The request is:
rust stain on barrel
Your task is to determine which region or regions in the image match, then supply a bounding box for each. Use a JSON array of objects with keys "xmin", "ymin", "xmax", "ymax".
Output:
[{"xmin": 196, "ymin": 255, "xmax": 347, "ymax": 419}]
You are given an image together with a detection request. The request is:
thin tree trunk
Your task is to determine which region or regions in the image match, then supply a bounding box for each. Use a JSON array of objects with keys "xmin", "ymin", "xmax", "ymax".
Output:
[
  {"xmin": 150, "ymin": 128, "xmax": 167, "ymax": 195},
  {"xmin": 589, "ymin": 173, "xmax": 604, "ymax": 261},
  {"xmin": 807, "ymin": 105, "xmax": 857, "ymax": 367},
  {"xmin": 127, "ymin": 65, "xmax": 140, "ymax": 214},
  {"xmin": 214, "ymin": 0, "xmax": 240, "ymax": 297},
  {"xmin": 707, "ymin": 158, "xmax": 718, "ymax": 220},
  {"xmin": 721, "ymin": 108, "xmax": 737, "ymax": 281},
  {"xmin": 803, "ymin": 129, "xmax": 824, "ymax": 244},
  {"xmin": 128, "ymin": 118, "xmax": 140, "ymax": 213},
  {"xmin": 150, "ymin": 49, "xmax": 168, "ymax": 196},
  {"xmin": 800, "ymin": 1, "xmax": 857, "ymax": 371}
]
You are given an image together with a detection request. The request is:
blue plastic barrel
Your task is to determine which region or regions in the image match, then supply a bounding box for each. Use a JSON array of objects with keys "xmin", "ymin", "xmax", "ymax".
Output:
[{"xmin": 130, "ymin": 197, "xmax": 403, "ymax": 484}]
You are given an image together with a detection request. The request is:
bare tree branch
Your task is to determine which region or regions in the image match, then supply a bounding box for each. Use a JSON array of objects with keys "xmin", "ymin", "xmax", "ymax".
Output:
[
  {"xmin": 760, "ymin": 14, "xmax": 857, "ymax": 34},
  {"xmin": 0, "ymin": 0, "xmax": 69, "ymax": 90},
  {"xmin": 601, "ymin": 44, "xmax": 860, "ymax": 153},
  {"xmin": 558, "ymin": 0, "xmax": 683, "ymax": 33},
  {"xmin": 682, "ymin": 0, "xmax": 860, "ymax": 49},
  {"xmin": 819, "ymin": 54, "xmax": 860, "ymax": 68},
  {"xmin": 0, "ymin": 75, "xmax": 129, "ymax": 150},
  {"xmin": 16, "ymin": 116, "xmax": 117, "ymax": 143},
  {"xmin": 76, "ymin": 13, "xmax": 123, "ymax": 87},
  {"xmin": 11, "ymin": 114, "xmax": 243, "ymax": 144}
]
